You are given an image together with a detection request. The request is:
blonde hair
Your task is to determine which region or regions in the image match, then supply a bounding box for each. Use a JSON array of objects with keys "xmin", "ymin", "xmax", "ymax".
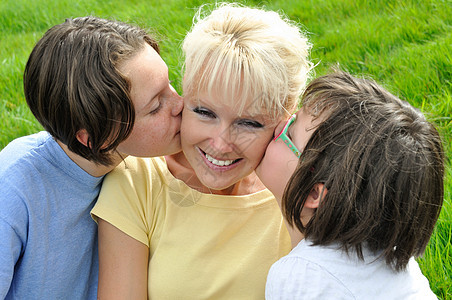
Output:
[{"xmin": 182, "ymin": 3, "xmax": 313, "ymax": 119}]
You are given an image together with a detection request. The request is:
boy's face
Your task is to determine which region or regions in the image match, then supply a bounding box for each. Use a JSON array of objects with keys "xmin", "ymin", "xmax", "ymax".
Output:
[
  {"xmin": 116, "ymin": 44, "xmax": 183, "ymax": 157},
  {"xmin": 256, "ymin": 107, "xmax": 318, "ymax": 201}
]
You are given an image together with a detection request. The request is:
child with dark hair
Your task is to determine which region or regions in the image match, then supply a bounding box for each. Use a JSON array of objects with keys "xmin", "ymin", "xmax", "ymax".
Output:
[
  {"xmin": 256, "ymin": 71, "xmax": 444, "ymax": 299},
  {"xmin": 0, "ymin": 16, "xmax": 182, "ymax": 299}
]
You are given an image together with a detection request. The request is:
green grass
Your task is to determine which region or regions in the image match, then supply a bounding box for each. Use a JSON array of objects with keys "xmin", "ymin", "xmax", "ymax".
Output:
[{"xmin": 1, "ymin": 0, "xmax": 451, "ymax": 298}]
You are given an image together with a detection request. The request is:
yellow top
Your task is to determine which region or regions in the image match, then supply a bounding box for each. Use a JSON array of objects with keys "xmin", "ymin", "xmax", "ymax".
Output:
[{"xmin": 91, "ymin": 156, "xmax": 291, "ymax": 299}]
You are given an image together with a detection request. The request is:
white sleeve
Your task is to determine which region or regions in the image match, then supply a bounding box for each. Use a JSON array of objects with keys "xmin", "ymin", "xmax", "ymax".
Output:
[{"xmin": 265, "ymin": 256, "xmax": 355, "ymax": 300}]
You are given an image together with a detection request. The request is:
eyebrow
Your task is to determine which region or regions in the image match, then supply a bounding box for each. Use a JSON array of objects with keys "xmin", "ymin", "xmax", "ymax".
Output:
[
  {"xmin": 141, "ymin": 97, "xmax": 157, "ymax": 111},
  {"xmin": 198, "ymin": 101, "xmax": 268, "ymax": 120},
  {"xmin": 141, "ymin": 78, "xmax": 170, "ymax": 111}
]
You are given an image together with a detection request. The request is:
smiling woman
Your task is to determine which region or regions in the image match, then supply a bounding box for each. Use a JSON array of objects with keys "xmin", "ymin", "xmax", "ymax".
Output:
[
  {"xmin": 91, "ymin": 3, "xmax": 313, "ymax": 299},
  {"xmin": 179, "ymin": 93, "xmax": 275, "ymax": 194}
]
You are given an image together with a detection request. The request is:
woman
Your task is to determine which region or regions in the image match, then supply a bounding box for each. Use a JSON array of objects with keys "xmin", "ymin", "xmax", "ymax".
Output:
[{"xmin": 91, "ymin": 3, "xmax": 313, "ymax": 299}]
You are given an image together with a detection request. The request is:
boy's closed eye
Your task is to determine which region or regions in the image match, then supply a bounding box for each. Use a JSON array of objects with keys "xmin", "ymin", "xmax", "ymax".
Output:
[{"xmin": 149, "ymin": 99, "xmax": 162, "ymax": 114}]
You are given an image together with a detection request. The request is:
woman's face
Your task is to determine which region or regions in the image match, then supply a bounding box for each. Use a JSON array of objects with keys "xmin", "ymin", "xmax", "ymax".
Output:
[
  {"xmin": 181, "ymin": 91, "xmax": 276, "ymax": 191},
  {"xmin": 116, "ymin": 44, "xmax": 183, "ymax": 157},
  {"xmin": 256, "ymin": 108, "xmax": 317, "ymax": 200}
]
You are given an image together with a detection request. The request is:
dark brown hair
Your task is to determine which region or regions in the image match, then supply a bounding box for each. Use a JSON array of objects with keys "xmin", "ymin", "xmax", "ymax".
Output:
[
  {"xmin": 24, "ymin": 16, "xmax": 159, "ymax": 165},
  {"xmin": 283, "ymin": 71, "xmax": 445, "ymax": 271}
]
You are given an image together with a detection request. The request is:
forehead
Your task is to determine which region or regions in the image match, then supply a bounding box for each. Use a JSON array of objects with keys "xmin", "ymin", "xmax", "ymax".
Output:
[
  {"xmin": 183, "ymin": 59, "xmax": 286, "ymax": 121},
  {"xmin": 119, "ymin": 43, "xmax": 165, "ymax": 75},
  {"xmin": 120, "ymin": 44, "xmax": 168, "ymax": 110}
]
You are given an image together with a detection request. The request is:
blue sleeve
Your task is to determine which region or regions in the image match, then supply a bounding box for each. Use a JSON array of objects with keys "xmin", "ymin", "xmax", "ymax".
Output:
[
  {"xmin": 265, "ymin": 256, "xmax": 355, "ymax": 299},
  {"xmin": 0, "ymin": 216, "xmax": 24, "ymax": 298},
  {"xmin": 0, "ymin": 179, "xmax": 28, "ymax": 299}
]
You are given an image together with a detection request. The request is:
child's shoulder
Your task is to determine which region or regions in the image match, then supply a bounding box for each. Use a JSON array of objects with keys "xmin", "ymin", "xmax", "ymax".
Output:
[
  {"xmin": 0, "ymin": 131, "xmax": 52, "ymax": 174},
  {"xmin": 269, "ymin": 240, "xmax": 437, "ymax": 299},
  {"xmin": 269, "ymin": 240, "xmax": 349, "ymax": 285},
  {"xmin": 1, "ymin": 131, "xmax": 51, "ymax": 154},
  {"xmin": 267, "ymin": 240, "xmax": 355, "ymax": 298}
]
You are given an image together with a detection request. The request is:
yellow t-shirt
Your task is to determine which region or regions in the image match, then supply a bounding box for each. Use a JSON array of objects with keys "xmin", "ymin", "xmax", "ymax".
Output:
[{"xmin": 91, "ymin": 156, "xmax": 291, "ymax": 299}]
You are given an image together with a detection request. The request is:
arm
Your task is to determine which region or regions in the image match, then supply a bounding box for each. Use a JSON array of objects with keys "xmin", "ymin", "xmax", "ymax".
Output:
[
  {"xmin": 0, "ymin": 182, "xmax": 28, "ymax": 299},
  {"xmin": 97, "ymin": 218, "xmax": 149, "ymax": 300},
  {"xmin": 0, "ymin": 218, "xmax": 22, "ymax": 298}
]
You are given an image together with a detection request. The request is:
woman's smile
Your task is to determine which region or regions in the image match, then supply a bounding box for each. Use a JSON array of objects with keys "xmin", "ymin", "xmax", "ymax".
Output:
[{"xmin": 198, "ymin": 147, "xmax": 243, "ymax": 170}]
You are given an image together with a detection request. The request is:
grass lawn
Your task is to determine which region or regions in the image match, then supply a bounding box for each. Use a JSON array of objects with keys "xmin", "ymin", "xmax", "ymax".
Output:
[{"xmin": 1, "ymin": 0, "xmax": 450, "ymax": 298}]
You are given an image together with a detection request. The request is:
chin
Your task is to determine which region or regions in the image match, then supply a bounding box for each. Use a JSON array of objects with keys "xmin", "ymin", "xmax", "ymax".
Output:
[{"xmin": 204, "ymin": 180, "xmax": 234, "ymax": 191}]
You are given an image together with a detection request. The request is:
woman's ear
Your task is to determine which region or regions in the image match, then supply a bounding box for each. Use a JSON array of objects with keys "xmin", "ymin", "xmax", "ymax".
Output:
[
  {"xmin": 76, "ymin": 129, "xmax": 90, "ymax": 148},
  {"xmin": 305, "ymin": 183, "xmax": 327, "ymax": 209}
]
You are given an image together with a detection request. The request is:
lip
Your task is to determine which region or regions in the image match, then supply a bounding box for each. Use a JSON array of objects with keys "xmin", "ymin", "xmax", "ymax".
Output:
[{"xmin": 197, "ymin": 147, "xmax": 242, "ymax": 171}]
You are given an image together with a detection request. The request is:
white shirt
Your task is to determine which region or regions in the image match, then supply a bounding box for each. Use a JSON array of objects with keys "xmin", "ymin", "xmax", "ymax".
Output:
[{"xmin": 266, "ymin": 239, "xmax": 437, "ymax": 299}]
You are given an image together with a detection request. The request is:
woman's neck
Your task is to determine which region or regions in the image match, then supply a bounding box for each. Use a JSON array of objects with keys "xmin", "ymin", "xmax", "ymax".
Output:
[{"xmin": 165, "ymin": 151, "xmax": 266, "ymax": 196}]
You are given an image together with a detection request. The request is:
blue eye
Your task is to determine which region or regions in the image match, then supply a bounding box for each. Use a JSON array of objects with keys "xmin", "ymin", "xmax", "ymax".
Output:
[
  {"xmin": 193, "ymin": 107, "xmax": 216, "ymax": 118},
  {"xmin": 237, "ymin": 119, "xmax": 264, "ymax": 128}
]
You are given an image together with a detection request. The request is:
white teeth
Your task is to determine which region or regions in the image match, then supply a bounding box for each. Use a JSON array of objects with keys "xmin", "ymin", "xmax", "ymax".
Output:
[{"xmin": 205, "ymin": 153, "xmax": 235, "ymax": 166}]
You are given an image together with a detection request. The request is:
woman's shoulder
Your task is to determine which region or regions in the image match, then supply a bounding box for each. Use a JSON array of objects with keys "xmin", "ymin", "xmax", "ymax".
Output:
[
  {"xmin": 109, "ymin": 156, "xmax": 168, "ymax": 177},
  {"xmin": 101, "ymin": 156, "xmax": 171, "ymax": 195},
  {"xmin": 117, "ymin": 155, "xmax": 166, "ymax": 169}
]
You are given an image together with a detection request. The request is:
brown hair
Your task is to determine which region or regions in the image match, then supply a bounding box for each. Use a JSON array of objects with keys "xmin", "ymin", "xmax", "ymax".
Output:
[
  {"xmin": 283, "ymin": 71, "xmax": 445, "ymax": 271},
  {"xmin": 24, "ymin": 16, "xmax": 159, "ymax": 165}
]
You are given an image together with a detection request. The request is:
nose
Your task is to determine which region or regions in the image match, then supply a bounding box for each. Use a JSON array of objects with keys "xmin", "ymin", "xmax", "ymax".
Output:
[
  {"xmin": 209, "ymin": 125, "xmax": 235, "ymax": 154},
  {"xmin": 169, "ymin": 84, "xmax": 183, "ymax": 116}
]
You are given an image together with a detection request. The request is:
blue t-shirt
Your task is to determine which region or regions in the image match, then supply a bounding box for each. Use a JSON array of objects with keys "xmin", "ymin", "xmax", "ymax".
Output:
[{"xmin": 0, "ymin": 132, "xmax": 103, "ymax": 299}]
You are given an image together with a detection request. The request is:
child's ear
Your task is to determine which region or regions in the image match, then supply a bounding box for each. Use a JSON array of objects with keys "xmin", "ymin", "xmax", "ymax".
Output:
[
  {"xmin": 305, "ymin": 183, "xmax": 327, "ymax": 209},
  {"xmin": 76, "ymin": 129, "xmax": 113, "ymax": 150},
  {"xmin": 76, "ymin": 129, "xmax": 90, "ymax": 148}
]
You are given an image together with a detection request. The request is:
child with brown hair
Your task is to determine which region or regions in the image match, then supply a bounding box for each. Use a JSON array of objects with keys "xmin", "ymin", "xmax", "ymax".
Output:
[
  {"xmin": 0, "ymin": 16, "xmax": 182, "ymax": 299},
  {"xmin": 257, "ymin": 71, "xmax": 444, "ymax": 299}
]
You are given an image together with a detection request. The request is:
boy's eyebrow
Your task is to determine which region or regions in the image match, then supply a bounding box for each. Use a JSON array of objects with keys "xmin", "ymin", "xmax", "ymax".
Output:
[
  {"xmin": 142, "ymin": 97, "xmax": 157, "ymax": 110},
  {"xmin": 141, "ymin": 78, "xmax": 170, "ymax": 110},
  {"xmin": 137, "ymin": 92, "xmax": 158, "ymax": 111}
]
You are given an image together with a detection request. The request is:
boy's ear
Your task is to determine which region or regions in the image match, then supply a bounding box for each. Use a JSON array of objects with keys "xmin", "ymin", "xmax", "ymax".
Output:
[
  {"xmin": 76, "ymin": 129, "xmax": 90, "ymax": 148},
  {"xmin": 305, "ymin": 183, "xmax": 327, "ymax": 209}
]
